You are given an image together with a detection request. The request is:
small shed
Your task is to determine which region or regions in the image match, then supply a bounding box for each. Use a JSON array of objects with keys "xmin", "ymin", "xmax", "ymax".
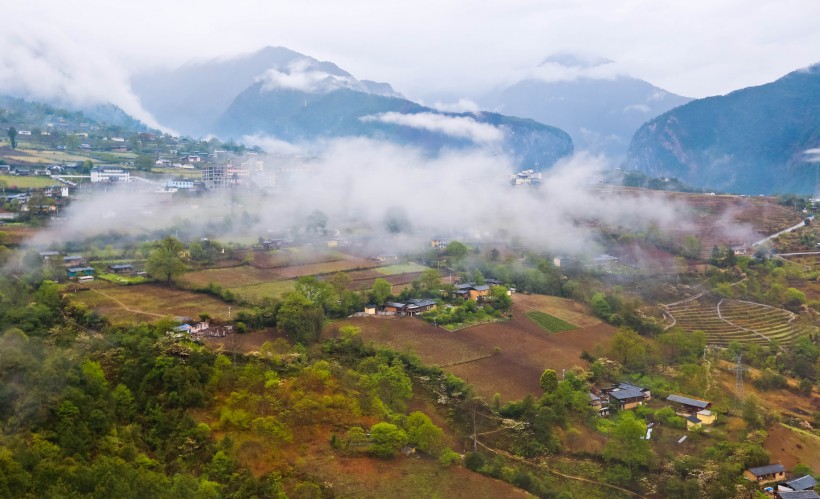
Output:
[{"xmin": 363, "ymin": 304, "xmax": 377, "ymax": 316}]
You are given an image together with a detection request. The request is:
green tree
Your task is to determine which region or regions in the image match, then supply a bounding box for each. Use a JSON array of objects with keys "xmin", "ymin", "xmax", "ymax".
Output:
[
  {"xmin": 609, "ymin": 328, "xmax": 649, "ymax": 372},
  {"xmin": 7, "ymin": 127, "xmax": 17, "ymax": 149},
  {"xmin": 604, "ymin": 411, "xmax": 650, "ymax": 471},
  {"xmin": 276, "ymin": 292, "xmax": 325, "ymax": 344},
  {"xmin": 419, "ymin": 268, "xmax": 441, "ymax": 293},
  {"xmin": 371, "ymin": 278, "xmax": 392, "ymax": 305},
  {"xmin": 295, "ymin": 276, "xmax": 332, "ymax": 307},
  {"xmin": 370, "ymin": 359, "xmax": 413, "ymax": 412},
  {"xmin": 145, "ymin": 236, "xmax": 186, "ymax": 283},
  {"xmin": 489, "ymin": 285, "xmax": 512, "ymax": 311},
  {"xmin": 446, "ymin": 240, "xmax": 468, "ymax": 262},
  {"xmin": 405, "ymin": 411, "xmax": 445, "ymax": 455},
  {"xmin": 134, "ymin": 154, "xmax": 154, "ymax": 171},
  {"xmin": 539, "ymin": 369, "xmax": 558, "ymax": 394},
  {"xmin": 369, "ymin": 422, "xmax": 408, "ymax": 458},
  {"xmin": 591, "ymin": 292, "xmax": 612, "ymax": 320}
]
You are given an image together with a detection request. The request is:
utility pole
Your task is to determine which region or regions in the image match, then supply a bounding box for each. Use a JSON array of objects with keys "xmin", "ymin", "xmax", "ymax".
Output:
[{"xmin": 735, "ymin": 354, "xmax": 745, "ymax": 403}]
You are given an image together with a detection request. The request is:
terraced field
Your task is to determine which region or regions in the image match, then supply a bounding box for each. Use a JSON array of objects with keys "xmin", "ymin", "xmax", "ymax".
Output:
[
  {"xmin": 781, "ymin": 253, "xmax": 820, "ymax": 277},
  {"xmin": 662, "ymin": 296, "xmax": 807, "ymax": 347}
]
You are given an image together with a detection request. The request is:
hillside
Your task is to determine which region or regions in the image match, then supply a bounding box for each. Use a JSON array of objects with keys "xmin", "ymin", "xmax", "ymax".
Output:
[
  {"xmin": 624, "ymin": 64, "xmax": 820, "ymax": 195},
  {"xmin": 477, "ymin": 55, "xmax": 692, "ymax": 158},
  {"xmin": 216, "ymin": 84, "xmax": 573, "ymax": 168}
]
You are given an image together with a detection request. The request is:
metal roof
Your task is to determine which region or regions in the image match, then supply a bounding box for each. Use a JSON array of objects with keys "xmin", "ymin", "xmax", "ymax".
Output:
[
  {"xmin": 776, "ymin": 491, "xmax": 820, "ymax": 499},
  {"xmin": 609, "ymin": 387, "xmax": 646, "ymax": 400},
  {"xmin": 667, "ymin": 394, "xmax": 711, "ymax": 409},
  {"xmin": 748, "ymin": 464, "xmax": 786, "ymax": 476},
  {"xmin": 784, "ymin": 475, "xmax": 818, "ymax": 491}
]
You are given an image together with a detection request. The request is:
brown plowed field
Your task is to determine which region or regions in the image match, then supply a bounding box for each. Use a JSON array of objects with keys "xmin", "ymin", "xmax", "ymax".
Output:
[{"xmin": 331, "ymin": 294, "xmax": 615, "ymax": 402}]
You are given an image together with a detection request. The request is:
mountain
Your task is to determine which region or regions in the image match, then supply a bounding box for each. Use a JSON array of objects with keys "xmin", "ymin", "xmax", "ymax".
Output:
[
  {"xmin": 131, "ymin": 46, "xmax": 402, "ymax": 137},
  {"xmin": 624, "ymin": 64, "xmax": 820, "ymax": 195},
  {"xmin": 216, "ymin": 84, "xmax": 573, "ymax": 169},
  {"xmin": 134, "ymin": 46, "xmax": 574, "ymax": 168},
  {"xmin": 477, "ymin": 55, "xmax": 691, "ymax": 159}
]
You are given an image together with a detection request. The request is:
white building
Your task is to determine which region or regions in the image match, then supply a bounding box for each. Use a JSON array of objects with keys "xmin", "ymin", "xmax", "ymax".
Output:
[
  {"xmin": 166, "ymin": 178, "xmax": 196, "ymax": 190},
  {"xmin": 90, "ymin": 167, "xmax": 130, "ymax": 183}
]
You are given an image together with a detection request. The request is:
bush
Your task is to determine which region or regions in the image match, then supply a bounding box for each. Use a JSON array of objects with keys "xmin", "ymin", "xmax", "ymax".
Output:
[
  {"xmin": 439, "ymin": 448, "xmax": 461, "ymax": 468},
  {"xmin": 464, "ymin": 451, "xmax": 485, "ymax": 471}
]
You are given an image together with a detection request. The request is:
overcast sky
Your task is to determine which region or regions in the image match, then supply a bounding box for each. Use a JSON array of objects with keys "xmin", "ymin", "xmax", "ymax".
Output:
[{"xmin": 2, "ymin": 0, "xmax": 818, "ymax": 119}]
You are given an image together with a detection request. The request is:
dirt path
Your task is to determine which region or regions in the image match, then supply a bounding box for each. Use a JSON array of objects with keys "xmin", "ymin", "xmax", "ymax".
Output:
[{"xmin": 88, "ymin": 288, "xmax": 166, "ymax": 319}]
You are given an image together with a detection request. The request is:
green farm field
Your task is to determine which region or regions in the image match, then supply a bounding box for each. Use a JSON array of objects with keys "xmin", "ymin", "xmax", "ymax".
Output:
[
  {"xmin": 0, "ymin": 174, "xmax": 59, "ymax": 188},
  {"xmin": 526, "ymin": 311, "xmax": 578, "ymax": 333}
]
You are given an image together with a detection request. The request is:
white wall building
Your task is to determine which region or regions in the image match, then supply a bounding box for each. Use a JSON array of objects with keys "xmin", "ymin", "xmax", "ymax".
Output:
[{"xmin": 90, "ymin": 168, "xmax": 130, "ymax": 183}]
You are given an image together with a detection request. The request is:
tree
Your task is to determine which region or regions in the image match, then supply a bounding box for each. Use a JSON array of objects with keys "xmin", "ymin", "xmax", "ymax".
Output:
[
  {"xmin": 446, "ymin": 241, "xmax": 468, "ymax": 262},
  {"xmin": 135, "ymin": 154, "xmax": 154, "ymax": 171},
  {"xmin": 419, "ymin": 268, "xmax": 441, "ymax": 293},
  {"xmin": 591, "ymin": 293, "xmax": 611, "ymax": 320},
  {"xmin": 145, "ymin": 236, "xmax": 186, "ymax": 283},
  {"xmin": 7, "ymin": 127, "xmax": 17, "ymax": 149},
  {"xmin": 539, "ymin": 369, "xmax": 558, "ymax": 394},
  {"xmin": 405, "ymin": 412, "xmax": 445, "ymax": 455},
  {"xmin": 603, "ymin": 411, "xmax": 650, "ymax": 471},
  {"xmin": 609, "ymin": 328, "xmax": 649, "ymax": 372},
  {"xmin": 328, "ymin": 272, "xmax": 351, "ymax": 300},
  {"xmin": 369, "ymin": 422, "xmax": 408, "ymax": 458},
  {"xmin": 295, "ymin": 276, "xmax": 332, "ymax": 308},
  {"xmin": 489, "ymin": 285, "xmax": 512, "ymax": 311},
  {"xmin": 371, "ymin": 278, "xmax": 392, "ymax": 305},
  {"xmin": 276, "ymin": 292, "xmax": 324, "ymax": 344}
]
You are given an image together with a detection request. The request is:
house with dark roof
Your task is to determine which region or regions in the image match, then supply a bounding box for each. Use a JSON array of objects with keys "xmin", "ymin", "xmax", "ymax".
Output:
[
  {"xmin": 667, "ymin": 394, "xmax": 712, "ymax": 414},
  {"xmin": 588, "ymin": 392, "xmax": 609, "ymax": 416},
  {"xmin": 776, "ymin": 490, "xmax": 820, "ymax": 499},
  {"xmin": 744, "ymin": 464, "xmax": 786, "ymax": 484},
  {"xmin": 63, "ymin": 255, "xmax": 87, "ymax": 267},
  {"xmin": 107, "ymin": 263, "xmax": 133, "ymax": 273},
  {"xmin": 604, "ymin": 383, "xmax": 651, "ymax": 410},
  {"xmin": 454, "ymin": 282, "xmax": 491, "ymax": 301},
  {"xmin": 779, "ymin": 475, "xmax": 818, "ymax": 493},
  {"xmin": 404, "ymin": 298, "xmax": 437, "ymax": 315}
]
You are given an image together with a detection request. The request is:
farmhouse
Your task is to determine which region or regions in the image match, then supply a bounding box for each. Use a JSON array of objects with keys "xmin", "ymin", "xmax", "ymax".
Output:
[
  {"xmin": 588, "ymin": 392, "xmax": 609, "ymax": 416},
  {"xmin": 779, "ymin": 475, "xmax": 818, "ymax": 493},
  {"xmin": 261, "ymin": 239, "xmax": 284, "ymax": 250},
  {"xmin": 454, "ymin": 283, "xmax": 491, "ymax": 301},
  {"xmin": 667, "ymin": 394, "xmax": 712, "ymax": 414},
  {"xmin": 404, "ymin": 298, "xmax": 437, "ymax": 315},
  {"xmin": 744, "ymin": 464, "xmax": 786, "ymax": 484},
  {"xmin": 380, "ymin": 299, "xmax": 437, "ymax": 316},
  {"xmin": 107, "ymin": 263, "xmax": 133, "ymax": 273},
  {"xmin": 63, "ymin": 255, "xmax": 87, "ymax": 267},
  {"xmin": 39, "ymin": 250, "xmax": 60, "ymax": 261},
  {"xmin": 604, "ymin": 382, "xmax": 651, "ymax": 410},
  {"xmin": 66, "ymin": 267, "xmax": 95, "ymax": 279},
  {"xmin": 363, "ymin": 304, "xmax": 377, "ymax": 316}
]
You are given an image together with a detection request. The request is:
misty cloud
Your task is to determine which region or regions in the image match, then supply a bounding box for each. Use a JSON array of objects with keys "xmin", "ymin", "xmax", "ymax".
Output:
[
  {"xmin": 360, "ymin": 112, "xmax": 504, "ymax": 144},
  {"xmin": 430, "ymin": 98, "xmax": 481, "ymax": 113},
  {"xmin": 25, "ymin": 137, "xmax": 724, "ymax": 263},
  {"xmin": 0, "ymin": 22, "xmax": 166, "ymax": 131},
  {"xmin": 258, "ymin": 60, "xmax": 362, "ymax": 94}
]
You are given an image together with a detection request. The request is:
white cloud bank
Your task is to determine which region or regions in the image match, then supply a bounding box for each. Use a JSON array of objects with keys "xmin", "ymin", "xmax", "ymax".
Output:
[
  {"xmin": 258, "ymin": 60, "xmax": 364, "ymax": 94},
  {"xmin": 360, "ymin": 112, "xmax": 504, "ymax": 144}
]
